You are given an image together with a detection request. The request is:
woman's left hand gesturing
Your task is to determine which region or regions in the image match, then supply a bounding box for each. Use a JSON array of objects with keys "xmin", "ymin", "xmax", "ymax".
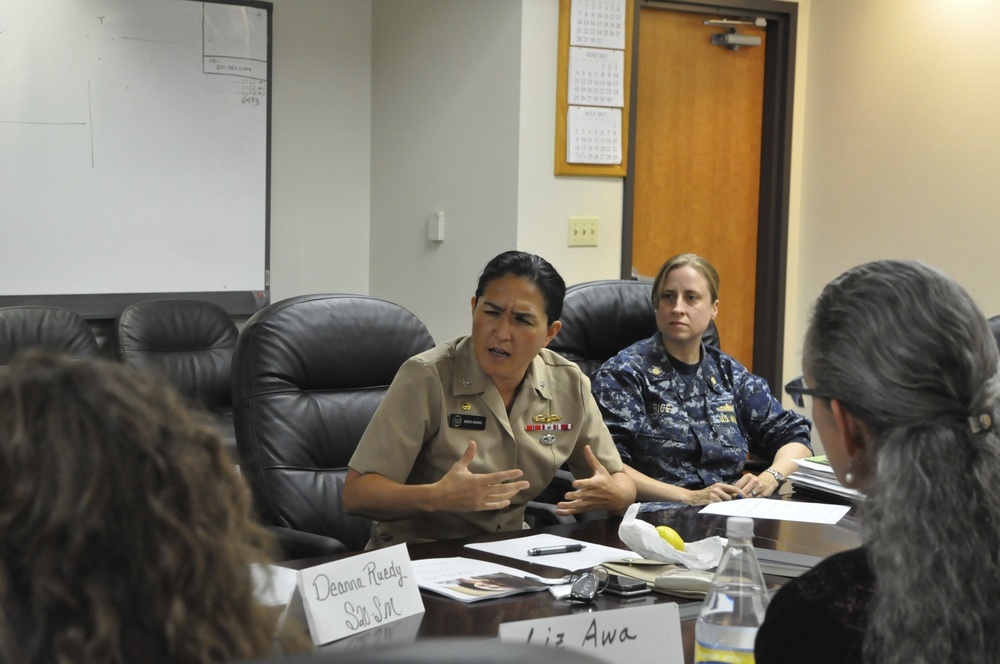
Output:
[{"xmin": 555, "ymin": 445, "xmax": 636, "ymax": 515}]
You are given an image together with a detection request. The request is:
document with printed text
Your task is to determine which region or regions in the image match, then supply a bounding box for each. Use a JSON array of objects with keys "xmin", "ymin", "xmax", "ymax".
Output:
[{"xmin": 699, "ymin": 499, "xmax": 850, "ymax": 524}]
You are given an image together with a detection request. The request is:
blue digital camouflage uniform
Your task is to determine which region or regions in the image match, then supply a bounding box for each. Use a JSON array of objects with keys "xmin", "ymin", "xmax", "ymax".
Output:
[{"xmin": 591, "ymin": 333, "xmax": 812, "ymax": 488}]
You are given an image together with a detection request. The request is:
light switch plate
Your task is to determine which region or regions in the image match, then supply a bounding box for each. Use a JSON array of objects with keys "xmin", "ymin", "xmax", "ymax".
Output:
[{"xmin": 568, "ymin": 217, "xmax": 598, "ymax": 247}]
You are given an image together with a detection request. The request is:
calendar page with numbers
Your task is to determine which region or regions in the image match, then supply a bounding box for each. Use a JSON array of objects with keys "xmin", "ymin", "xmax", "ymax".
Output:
[
  {"xmin": 567, "ymin": 106, "xmax": 622, "ymax": 164},
  {"xmin": 570, "ymin": 0, "xmax": 627, "ymax": 49}
]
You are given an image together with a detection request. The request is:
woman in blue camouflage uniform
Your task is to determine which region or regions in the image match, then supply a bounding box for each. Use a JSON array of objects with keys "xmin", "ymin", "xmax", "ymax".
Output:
[{"xmin": 591, "ymin": 253, "xmax": 812, "ymax": 505}]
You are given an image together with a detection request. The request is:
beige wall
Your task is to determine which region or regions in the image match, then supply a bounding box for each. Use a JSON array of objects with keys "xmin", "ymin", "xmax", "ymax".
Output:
[
  {"xmin": 366, "ymin": 0, "xmax": 629, "ymax": 343},
  {"xmin": 268, "ymin": 0, "xmax": 373, "ymax": 302},
  {"xmin": 516, "ymin": 0, "xmax": 625, "ymax": 288},
  {"xmin": 264, "ymin": 0, "xmax": 1000, "ymax": 434},
  {"xmin": 369, "ymin": 0, "xmax": 523, "ymax": 342},
  {"xmin": 793, "ymin": 0, "xmax": 1000, "ymax": 340},
  {"xmin": 788, "ymin": 0, "xmax": 1000, "ymax": 450}
]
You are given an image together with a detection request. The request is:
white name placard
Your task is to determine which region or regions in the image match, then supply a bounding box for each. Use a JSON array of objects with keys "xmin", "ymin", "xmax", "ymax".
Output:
[
  {"xmin": 498, "ymin": 603, "xmax": 684, "ymax": 664},
  {"xmin": 318, "ymin": 613, "xmax": 424, "ymax": 654},
  {"xmin": 297, "ymin": 544, "xmax": 425, "ymax": 646}
]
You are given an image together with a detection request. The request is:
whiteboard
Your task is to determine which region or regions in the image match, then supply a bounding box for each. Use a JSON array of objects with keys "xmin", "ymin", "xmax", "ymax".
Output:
[{"xmin": 0, "ymin": 0, "xmax": 270, "ymax": 316}]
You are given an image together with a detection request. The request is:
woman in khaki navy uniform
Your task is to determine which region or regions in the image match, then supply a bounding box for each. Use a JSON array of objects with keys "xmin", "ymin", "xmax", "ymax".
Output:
[{"xmin": 343, "ymin": 251, "xmax": 636, "ymax": 548}]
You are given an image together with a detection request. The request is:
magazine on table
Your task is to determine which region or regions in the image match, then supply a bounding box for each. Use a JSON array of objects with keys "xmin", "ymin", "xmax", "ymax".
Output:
[{"xmin": 412, "ymin": 557, "xmax": 550, "ymax": 603}]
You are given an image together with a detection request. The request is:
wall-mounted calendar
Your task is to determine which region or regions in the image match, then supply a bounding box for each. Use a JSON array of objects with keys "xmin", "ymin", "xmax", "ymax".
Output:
[
  {"xmin": 555, "ymin": 0, "xmax": 633, "ymax": 176},
  {"xmin": 570, "ymin": 0, "xmax": 627, "ymax": 49},
  {"xmin": 568, "ymin": 47, "xmax": 625, "ymax": 107},
  {"xmin": 567, "ymin": 107, "xmax": 622, "ymax": 164}
]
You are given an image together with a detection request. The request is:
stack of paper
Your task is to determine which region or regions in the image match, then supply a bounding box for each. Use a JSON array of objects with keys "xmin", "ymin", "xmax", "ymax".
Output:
[{"xmin": 788, "ymin": 455, "xmax": 864, "ymax": 503}]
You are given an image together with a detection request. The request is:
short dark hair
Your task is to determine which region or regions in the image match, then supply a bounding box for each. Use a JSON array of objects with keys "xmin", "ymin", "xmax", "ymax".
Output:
[{"xmin": 475, "ymin": 251, "xmax": 566, "ymax": 324}]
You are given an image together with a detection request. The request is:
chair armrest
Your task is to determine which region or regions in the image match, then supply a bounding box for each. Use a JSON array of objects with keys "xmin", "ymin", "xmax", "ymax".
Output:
[
  {"xmin": 526, "ymin": 501, "xmax": 579, "ymax": 527},
  {"xmin": 269, "ymin": 525, "xmax": 350, "ymax": 560},
  {"xmin": 743, "ymin": 454, "xmax": 770, "ymax": 474}
]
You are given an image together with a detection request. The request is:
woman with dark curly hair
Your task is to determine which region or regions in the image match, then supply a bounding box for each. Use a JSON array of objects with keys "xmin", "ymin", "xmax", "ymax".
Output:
[{"xmin": 0, "ymin": 350, "xmax": 297, "ymax": 664}]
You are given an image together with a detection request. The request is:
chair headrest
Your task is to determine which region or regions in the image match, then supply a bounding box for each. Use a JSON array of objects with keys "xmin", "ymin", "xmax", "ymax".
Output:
[
  {"xmin": 113, "ymin": 299, "xmax": 239, "ymax": 408},
  {"xmin": 547, "ymin": 279, "xmax": 722, "ymax": 377},
  {"xmin": 234, "ymin": 294, "xmax": 435, "ymax": 392},
  {"xmin": 0, "ymin": 306, "xmax": 99, "ymax": 365},
  {"xmin": 114, "ymin": 299, "xmax": 238, "ymax": 355},
  {"xmin": 548, "ymin": 279, "xmax": 656, "ymax": 361}
]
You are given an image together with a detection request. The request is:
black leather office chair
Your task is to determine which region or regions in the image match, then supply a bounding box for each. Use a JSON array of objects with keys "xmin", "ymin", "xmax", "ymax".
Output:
[
  {"xmin": 548, "ymin": 278, "xmax": 720, "ymax": 378},
  {"xmin": 232, "ymin": 294, "xmax": 435, "ymax": 559},
  {"xmin": 0, "ymin": 305, "xmax": 99, "ymax": 365},
  {"xmin": 236, "ymin": 638, "xmax": 606, "ymax": 664},
  {"xmin": 536, "ymin": 279, "xmax": 721, "ymax": 525},
  {"xmin": 112, "ymin": 299, "xmax": 240, "ymax": 460}
]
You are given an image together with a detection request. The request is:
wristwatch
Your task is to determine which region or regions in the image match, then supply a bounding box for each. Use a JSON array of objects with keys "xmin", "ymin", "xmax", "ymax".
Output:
[{"xmin": 764, "ymin": 468, "xmax": 785, "ymax": 484}]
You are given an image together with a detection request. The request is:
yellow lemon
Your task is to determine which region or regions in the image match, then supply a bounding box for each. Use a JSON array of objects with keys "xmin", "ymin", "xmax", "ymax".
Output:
[{"xmin": 655, "ymin": 525, "xmax": 685, "ymax": 551}]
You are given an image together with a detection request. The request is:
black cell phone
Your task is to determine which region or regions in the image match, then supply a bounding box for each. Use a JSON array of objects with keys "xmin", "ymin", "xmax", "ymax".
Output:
[{"xmin": 604, "ymin": 574, "xmax": 650, "ymax": 597}]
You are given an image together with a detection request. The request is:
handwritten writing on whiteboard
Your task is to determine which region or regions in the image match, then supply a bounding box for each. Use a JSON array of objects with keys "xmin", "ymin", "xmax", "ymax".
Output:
[
  {"xmin": 297, "ymin": 544, "xmax": 425, "ymax": 646},
  {"xmin": 498, "ymin": 603, "xmax": 684, "ymax": 664}
]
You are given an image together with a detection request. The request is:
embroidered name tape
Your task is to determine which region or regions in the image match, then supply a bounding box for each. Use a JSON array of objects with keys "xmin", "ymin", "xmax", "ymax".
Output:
[
  {"xmin": 448, "ymin": 414, "xmax": 487, "ymax": 430},
  {"xmin": 525, "ymin": 423, "xmax": 572, "ymax": 431}
]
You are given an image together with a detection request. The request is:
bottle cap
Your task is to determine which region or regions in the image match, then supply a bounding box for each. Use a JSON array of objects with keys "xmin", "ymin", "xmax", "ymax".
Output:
[{"xmin": 726, "ymin": 516, "xmax": 755, "ymax": 539}]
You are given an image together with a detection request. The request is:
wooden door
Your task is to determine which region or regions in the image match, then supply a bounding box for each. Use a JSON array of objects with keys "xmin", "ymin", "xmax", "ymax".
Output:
[{"xmin": 631, "ymin": 8, "xmax": 766, "ymax": 370}]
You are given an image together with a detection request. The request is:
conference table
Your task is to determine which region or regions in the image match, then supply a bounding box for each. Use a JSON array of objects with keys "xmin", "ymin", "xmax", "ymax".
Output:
[{"xmin": 280, "ymin": 498, "xmax": 861, "ymax": 663}]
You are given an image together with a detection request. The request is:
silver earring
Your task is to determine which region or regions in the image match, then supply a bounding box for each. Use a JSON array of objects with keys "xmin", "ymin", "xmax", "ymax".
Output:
[{"xmin": 844, "ymin": 462, "xmax": 855, "ymax": 487}]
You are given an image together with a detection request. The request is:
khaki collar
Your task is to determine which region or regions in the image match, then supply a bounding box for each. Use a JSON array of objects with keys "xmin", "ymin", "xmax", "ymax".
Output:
[{"xmin": 450, "ymin": 336, "xmax": 554, "ymax": 400}]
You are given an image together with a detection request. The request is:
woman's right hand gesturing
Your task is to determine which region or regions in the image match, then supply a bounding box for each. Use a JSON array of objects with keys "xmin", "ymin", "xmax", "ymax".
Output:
[{"xmin": 433, "ymin": 440, "xmax": 531, "ymax": 512}]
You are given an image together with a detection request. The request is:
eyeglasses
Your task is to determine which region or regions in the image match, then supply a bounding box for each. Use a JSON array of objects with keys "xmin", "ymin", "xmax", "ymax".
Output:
[
  {"xmin": 567, "ymin": 566, "xmax": 610, "ymax": 603},
  {"xmin": 784, "ymin": 376, "xmax": 831, "ymax": 408}
]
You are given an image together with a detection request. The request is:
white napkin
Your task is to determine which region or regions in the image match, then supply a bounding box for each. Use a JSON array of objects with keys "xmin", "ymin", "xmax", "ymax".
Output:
[{"xmin": 617, "ymin": 503, "xmax": 726, "ymax": 571}]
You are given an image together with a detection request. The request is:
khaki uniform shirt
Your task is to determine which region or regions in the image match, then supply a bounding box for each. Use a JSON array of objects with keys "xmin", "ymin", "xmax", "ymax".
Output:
[{"xmin": 350, "ymin": 336, "xmax": 624, "ymax": 548}]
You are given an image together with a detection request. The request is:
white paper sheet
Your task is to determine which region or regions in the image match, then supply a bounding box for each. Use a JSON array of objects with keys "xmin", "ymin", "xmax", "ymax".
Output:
[
  {"xmin": 699, "ymin": 499, "xmax": 850, "ymax": 524},
  {"xmin": 251, "ymin": 563, "xmax": 299, "ymax": 607}
]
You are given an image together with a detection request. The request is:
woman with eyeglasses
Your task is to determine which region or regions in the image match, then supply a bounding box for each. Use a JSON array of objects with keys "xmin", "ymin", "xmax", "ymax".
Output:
[
  {"xmin": 755, "ymin": 260, "xmax": 1000, "ymax": 663},
  {"xmin": 591, "ymin": 253, "xmax": 812, "ymax": 505}
]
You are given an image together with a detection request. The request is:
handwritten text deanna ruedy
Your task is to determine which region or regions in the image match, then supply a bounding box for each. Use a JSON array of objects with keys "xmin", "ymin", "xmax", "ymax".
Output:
[{"xmin": 311, "ymin": 560, "xmax": 407, "ymax": 630}]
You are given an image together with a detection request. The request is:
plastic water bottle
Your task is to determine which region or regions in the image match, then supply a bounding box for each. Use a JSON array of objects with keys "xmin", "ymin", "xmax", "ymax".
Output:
[{"xmin": 694, "ymin": 516, "xmax": 769, "ymax": 663}]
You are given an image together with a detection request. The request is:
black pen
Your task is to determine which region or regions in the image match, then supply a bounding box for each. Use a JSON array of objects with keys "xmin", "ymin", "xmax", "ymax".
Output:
[{"xmin": 527, "ymin": 544, "xmax": 586, "ymax": 556}]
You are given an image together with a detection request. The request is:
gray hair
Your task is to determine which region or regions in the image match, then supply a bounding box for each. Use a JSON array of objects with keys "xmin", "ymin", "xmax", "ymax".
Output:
[{"xmin": 804, "ymin": 259, "xmax": 1000, "ymax": 663}]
